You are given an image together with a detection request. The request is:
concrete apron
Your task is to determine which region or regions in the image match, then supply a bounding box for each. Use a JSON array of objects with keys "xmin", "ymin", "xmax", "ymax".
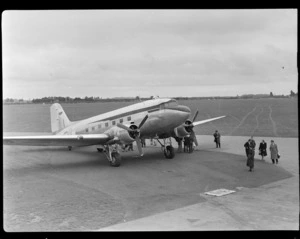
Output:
[{"xmin": 99, "ymin": 135, "xmax": 299, "ymax": 231}]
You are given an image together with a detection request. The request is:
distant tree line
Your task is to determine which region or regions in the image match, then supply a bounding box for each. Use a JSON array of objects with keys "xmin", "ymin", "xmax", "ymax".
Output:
[
  {"xmin": 3, "ymin": 91, "xmax": 298, "ymax": 104},
  {"xmin": 30, "ymin": 96, "xmax": 140, "ymax": 104}
]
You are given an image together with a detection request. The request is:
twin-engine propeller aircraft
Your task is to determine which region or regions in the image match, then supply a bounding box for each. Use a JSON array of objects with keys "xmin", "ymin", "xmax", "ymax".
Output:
[{"xmin": 3, "ymin": 98, "xmax": 225, "ymax": 167}]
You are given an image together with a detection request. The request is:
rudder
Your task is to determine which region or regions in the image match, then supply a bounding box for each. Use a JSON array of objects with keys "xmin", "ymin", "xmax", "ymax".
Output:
[{"xmin": 50, "ymin": 103, "xmax": 72, "ymax": 133}]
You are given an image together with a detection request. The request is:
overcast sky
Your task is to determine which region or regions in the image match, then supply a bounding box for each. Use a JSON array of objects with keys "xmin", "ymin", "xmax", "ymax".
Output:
[{"xmin": 2, "ymin": 9, "xmax": 297, "ymax": 99}]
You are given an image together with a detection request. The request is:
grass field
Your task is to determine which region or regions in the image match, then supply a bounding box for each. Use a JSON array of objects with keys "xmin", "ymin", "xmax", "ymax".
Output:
[{"xmin": 3, "ymin": 98, "xmax": 298, "ymax": 137}]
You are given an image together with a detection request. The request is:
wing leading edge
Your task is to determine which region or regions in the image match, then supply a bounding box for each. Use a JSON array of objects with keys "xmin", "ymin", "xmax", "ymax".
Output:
[
  {"xmin": 193, "ymin": 115, "xmax": 226, "ymax": 126},
  {"xmin": 3, "ymin": 134, "xmax": 111, "ymax": 147}
]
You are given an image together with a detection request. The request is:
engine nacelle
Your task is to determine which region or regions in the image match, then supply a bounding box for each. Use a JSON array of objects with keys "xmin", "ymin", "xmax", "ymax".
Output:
[
  {"xmin": 174, "ymin": 125, "xmax": 190, "ymax": 138},
  {"xmin": 117, "ymin": 129, "xmax": 136, "ymax": 145},
  {"xmin": 105, "ymin": 125, "xmax": 136, "ymax": 145}
]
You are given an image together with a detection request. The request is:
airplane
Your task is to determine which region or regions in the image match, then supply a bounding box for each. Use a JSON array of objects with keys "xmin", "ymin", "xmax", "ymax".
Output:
[{"xmin": 3, "ymin": 98, "xmax": 226, "ymax": 167}]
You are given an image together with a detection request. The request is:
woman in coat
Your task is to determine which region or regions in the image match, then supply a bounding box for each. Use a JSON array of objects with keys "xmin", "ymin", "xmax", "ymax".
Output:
[
  {"xmin": 259, "ymin": 140, "xmax": 267, "ymax": 160},
  {"xmin": 269, "ymin": 140, "xmax": 279, "ymax": 164},
  {"xmin": 244, "ymin": 139, "xmax": 251, "ymax": 159},
  {"xmin": 247, "ymin": 146, "xmax": 255, "ymax": 172}
]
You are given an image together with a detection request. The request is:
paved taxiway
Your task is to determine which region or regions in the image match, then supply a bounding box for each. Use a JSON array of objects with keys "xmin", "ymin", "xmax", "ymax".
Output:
[{"xmin": 3, "ymin": 134, "xmax": 298, "ymax": 231}]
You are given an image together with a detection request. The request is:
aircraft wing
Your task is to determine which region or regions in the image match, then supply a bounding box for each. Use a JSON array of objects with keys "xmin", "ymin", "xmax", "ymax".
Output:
[
  {"xmin": 3, "ymin": 134, "xmax": 111, "ymax": 147},
  {"xmin": 193, "ymin": 116, "xmax": 226, "ymax": 126}
]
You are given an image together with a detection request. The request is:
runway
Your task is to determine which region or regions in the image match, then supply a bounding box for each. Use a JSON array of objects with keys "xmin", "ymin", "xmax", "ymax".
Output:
[{"xmin": 3, "ymin": 134, "xmax": 299, "ymax": 231}]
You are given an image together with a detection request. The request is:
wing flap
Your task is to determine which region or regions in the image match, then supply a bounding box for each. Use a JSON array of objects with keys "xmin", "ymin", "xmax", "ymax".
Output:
[
  {"xmin": 3, "ymin": 134, "xmax": 110, "ymax": 147},
  {"xmin": 193, "ymin": 116, "xmax": 226, "ymax": 126}
]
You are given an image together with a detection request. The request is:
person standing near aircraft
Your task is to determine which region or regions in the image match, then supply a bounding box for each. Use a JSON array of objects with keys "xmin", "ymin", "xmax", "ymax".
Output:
[
  {"xmin": 128, "ymin": 143, "xmax": 133, "ymax": 151},
  {"xmin": 269, "ymin": 140, "xmax": 279, "ymax": 164},
  {"xmin": 259, "ymin": 139, "xmax": 267, "ymax": 160},
  {"xmin": 150, "ymin": 138, "xmax": 156, "ymax": 146},
  {"xmin": 141, "ymin": 138, "xmax": 146, "ymax": 148},
  {"xmin": 123, "ymin": 143, "xmax": 133, "ymax": 151},
  {"xmin": 249, "ymin": 136, "xmax": 256, "ymax": 156},
  {"xmin": 183, "ymin": 136, "xmax": 190, "ymax": 152},
  {"xmin": 213, "ymin": 130, "xmax": 221, "ymax": 148}
]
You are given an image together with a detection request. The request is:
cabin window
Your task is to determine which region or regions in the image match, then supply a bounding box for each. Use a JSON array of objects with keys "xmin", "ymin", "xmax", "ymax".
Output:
[
  {"xmin": 127, "ymin": 116, "xmax": 131, "ymax": 121},
  {"xmin": 105, "ymin": 122, "xmax": 109, "ymax": 128},
  {"xmin": 85, "ymin": 128, "xmax": 88, "ymax": 133},
  {"xmin": 119, "ymin": 118, "xmax": 123, "ymax": 123},
  {"xmin": 98, "ymin": 124, "xmax": 101, "ymax": 129},
  {"xmin": 92, "ymin": 127, "xmax": 94, "ymax": 131},
  {"xmin": 112, "ymin": 120, "xmax": 116, "ymax": 125}
]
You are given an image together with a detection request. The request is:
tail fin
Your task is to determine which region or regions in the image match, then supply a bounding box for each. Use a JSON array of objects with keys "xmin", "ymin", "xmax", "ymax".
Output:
[{"xmin": 50, "ymin": 103, "xmax": 72, "ymax": 133}]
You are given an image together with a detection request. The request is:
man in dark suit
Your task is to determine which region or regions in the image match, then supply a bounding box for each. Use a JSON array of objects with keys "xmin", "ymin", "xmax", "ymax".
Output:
[{"xmin": 213, "ymin": 130, "xmax": 221, "ymax": 148}]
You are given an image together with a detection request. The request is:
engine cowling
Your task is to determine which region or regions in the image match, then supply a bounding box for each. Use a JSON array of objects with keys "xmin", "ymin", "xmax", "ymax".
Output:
[
  {"xmin": 174, "ymin": 125, "xmax": 190, "ymax": 138},
  {"xmin": 117, "ymin": 129, "xmax": 136, "ymax": 144},
  {"xmin": 105, "ymin": 125, "xmax": 137, "ymax": 145}
]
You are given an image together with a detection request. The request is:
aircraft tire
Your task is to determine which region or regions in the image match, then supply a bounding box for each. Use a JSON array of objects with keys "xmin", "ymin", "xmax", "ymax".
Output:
[
  {"xmin": 110, "ymin": 152, "xmax": 121, "ymax": 167},
  {"xmin": 164, "ymin": 145, "xmax": 175, "ymax": 159}
]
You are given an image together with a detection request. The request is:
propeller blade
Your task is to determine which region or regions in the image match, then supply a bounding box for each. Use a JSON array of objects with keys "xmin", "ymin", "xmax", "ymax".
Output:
[
  {"xmin": 116, "ymin": 123, "xmax": 134, "ymax": 132},
  {"xmin": 193, "ymin": 135, "xmax": 198, "ymax": 146},
  {"xmin": 190, "ymin": 130, "xmax": 198, "ymax": 146},
  {"xmin": 192, "ymin": 110, "xmax": 199, "ymax": 123},
  {"xmin": 138, "ymin": 115, "xmax": 149, "ymax": 129},
  {"xmin": 135, "ymin": 137, "xmax": 144, "ymax": 156}
]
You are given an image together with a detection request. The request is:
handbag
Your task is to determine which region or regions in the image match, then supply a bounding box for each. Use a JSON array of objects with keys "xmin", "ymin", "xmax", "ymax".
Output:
[{"xmin": 277, "ymin": 153, "xmax": 281, "ymax": 159}]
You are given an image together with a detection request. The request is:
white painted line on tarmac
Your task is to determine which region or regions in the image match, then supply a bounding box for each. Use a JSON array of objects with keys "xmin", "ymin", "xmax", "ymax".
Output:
[{"xmin": 204, "ymin": 188, "xmax": 236, "ymax": 197}]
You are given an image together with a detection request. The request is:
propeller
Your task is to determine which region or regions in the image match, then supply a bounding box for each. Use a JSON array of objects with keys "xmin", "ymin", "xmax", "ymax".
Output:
[
  {"xmin": 184, "ymin": 110, "xmax": 199, "ymax": 146},
  {"xmin": 116, "ymin": 115, "xmax": 149, "ymax": 156}
]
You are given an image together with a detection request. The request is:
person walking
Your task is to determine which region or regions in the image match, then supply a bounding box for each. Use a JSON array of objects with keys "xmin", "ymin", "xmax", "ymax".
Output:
[
  {"xmin": 247, "ymin": 146, "xmax": 255, "ymax": 172},
  {"xmin": 248, "ymin": 136, "xmax": 256, "ymax": 159},
  {"xmin": 213, "ymin": 130, "xmax": 221, "ymax": 148},
  {"xmin": 269, "ymin": 140, "xmax": 279, "ymax": 164},
  {"xmin": 259, "ymin": 139, "xmax": 267, "ymax": 160},
  {"xmin": 244, "ymin": 139, "xmax": 251, "ymax": 159},
  {"xmin": 249, "ymin": 136, "xmax": 256, "ymax": 151}
]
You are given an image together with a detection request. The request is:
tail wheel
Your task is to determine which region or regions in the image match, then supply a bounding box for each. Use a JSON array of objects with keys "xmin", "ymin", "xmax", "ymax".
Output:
[
  {"xmin": 164, "ymin": 145, "xmax": 175, "ymax": 159},
  {"xmin": 110, "ymin": 152, "xmax": 121, "ymax": 167}
]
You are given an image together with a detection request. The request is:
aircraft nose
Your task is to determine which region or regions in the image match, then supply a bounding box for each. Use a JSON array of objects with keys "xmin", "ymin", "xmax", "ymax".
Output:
[{"xmin": 173, "ymin": 105, "xmax": 191, "ymax": 123}]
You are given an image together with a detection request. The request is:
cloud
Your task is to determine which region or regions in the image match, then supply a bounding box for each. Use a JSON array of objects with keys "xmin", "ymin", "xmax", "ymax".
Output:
[{"xmin": 2, "ymin": 9, "xmax": 297, "ymax": 99}]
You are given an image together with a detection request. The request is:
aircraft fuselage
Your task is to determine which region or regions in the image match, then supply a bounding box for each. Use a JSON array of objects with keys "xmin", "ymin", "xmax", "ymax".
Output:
[{"xmin": 57, "ymin": 98, "xmax": 191, "ymax": 141}]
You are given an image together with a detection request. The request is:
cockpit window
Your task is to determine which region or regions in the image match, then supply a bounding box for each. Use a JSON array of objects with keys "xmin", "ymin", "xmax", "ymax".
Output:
[{"xmin": 164, "ymin": 99, "xmax": 178, "ymax": 108}]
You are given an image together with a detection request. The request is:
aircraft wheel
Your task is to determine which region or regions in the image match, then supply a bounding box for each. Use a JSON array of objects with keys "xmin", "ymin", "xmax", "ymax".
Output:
[
  {"xmin": 164, "ymin": 145, "xmax": 175, "ymax": 159},
  {"xmin": 68, "ymin": 146, "xmax": 72, "ymax": 151},
  {"xmin": 110, "ymin": 152, "xmax": 121, "ymax": 167}
]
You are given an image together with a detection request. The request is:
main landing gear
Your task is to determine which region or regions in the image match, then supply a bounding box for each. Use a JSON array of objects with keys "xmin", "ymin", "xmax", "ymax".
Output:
[
  {"xmin": 156, "ymin": 137, "xmax": 175, "ymax": 159},
  {"xmin": 102, "ymin": 144, "xmax": 121, "ymax": 167}
]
